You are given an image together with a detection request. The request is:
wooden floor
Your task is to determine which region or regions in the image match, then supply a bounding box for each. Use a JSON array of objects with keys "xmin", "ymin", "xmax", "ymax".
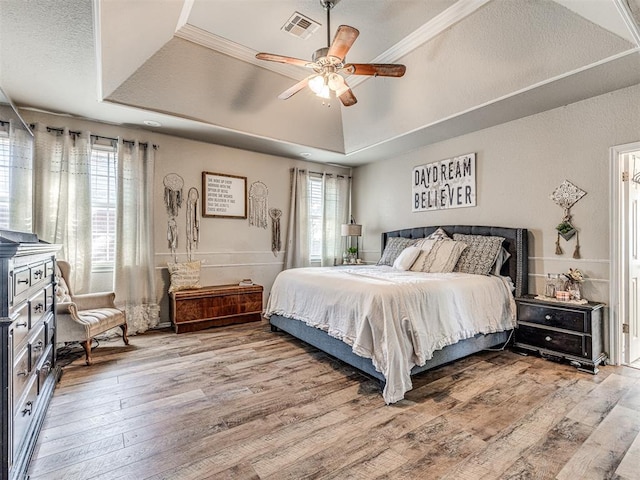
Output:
[{"xmin": 28, "ymin": 320, "xmax": 640, "ymax": 480}]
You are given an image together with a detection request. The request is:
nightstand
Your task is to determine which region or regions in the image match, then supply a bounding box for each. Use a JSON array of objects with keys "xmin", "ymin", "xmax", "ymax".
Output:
[{"xmin": 514, "ymin": 295, "xmax": 606, "ymax": 373}]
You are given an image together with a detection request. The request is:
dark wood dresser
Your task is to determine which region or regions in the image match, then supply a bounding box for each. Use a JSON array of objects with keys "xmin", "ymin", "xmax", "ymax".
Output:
[
  {"xmin": 170, "ymin": 284, "xmax": 263, "ymax": 334},
  {"xmin": 0, "ymin": 231, "xmax": 60, "ymax": 480},
  {"xmin": 514, "ymin": 295, "xmax": 606, "ymax": 373}
]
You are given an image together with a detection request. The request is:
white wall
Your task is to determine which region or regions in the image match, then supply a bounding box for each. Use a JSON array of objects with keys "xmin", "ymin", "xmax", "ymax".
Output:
[
  {"xmin": 352, "ymin": 84, "xmax": 640, "ymax": 304},
  {"xmin": 21, "ymin": 110, "xmax": 349, "ymax": 323}
]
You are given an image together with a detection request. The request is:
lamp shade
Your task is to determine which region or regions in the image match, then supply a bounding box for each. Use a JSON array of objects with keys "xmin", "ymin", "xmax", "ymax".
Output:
[{"xmin": 341, "ymin": 223, "xmax": 362, "ymax": 236}]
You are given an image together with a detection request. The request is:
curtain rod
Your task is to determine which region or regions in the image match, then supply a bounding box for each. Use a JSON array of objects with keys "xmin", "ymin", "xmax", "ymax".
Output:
[
  {"xmin": 295, "ymin": 168, "xmax": 351, "ymax": 179},
  {"xmin": 34, "ymin": 125, "xmax": 158, "ymax": 149}
]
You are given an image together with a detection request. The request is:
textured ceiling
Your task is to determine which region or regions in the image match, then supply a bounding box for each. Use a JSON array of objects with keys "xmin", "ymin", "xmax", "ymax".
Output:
[{"xmin": 1, "ymin": 0, "xmax": 639, "ymax": 166}]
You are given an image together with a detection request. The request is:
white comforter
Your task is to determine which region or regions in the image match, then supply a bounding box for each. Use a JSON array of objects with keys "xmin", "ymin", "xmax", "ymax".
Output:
[{"xmin": 265, "ymin": 266, "xmax": 516, "ymax": 404}]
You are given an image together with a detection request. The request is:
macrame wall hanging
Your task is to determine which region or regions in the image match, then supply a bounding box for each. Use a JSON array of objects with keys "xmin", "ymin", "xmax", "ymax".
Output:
[
  {"xmin": 249, "ymin": 181, "xmax": 269, "ymax": 229},
  {"xmin": 186, "ymin": 187, "xmax": 200, "ymax": 262},
  {"xmin": 269, "ymin": 208, "xmax": 282, "ymax": 257},
  {"xmin": 549, "ymin": 180, "xmax": 587, "ymax": 259},
  {"xmin": 163, "ymin": 173, "xmax": 184, "ymax": 261}
]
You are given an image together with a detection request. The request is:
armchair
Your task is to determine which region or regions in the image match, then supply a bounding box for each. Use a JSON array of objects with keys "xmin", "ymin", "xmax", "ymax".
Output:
[{"xmin": 55, "ymin": 260, "xmax": 129, "ymax": 365}]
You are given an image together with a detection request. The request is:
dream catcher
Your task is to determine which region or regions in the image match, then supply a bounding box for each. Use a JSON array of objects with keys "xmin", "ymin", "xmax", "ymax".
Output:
[
  {"xmin": 269, "ymin": 208, "xmax": 282, "ymax": 257},
  {"xmin": 249, "ymin": 181, "xmax": 269, "ymax": 229},
  {"xmin": 163, "ymin": 173, "xmax": 184, "ymax": 217},
  {"xmin": 163, "ymin": 173, "xmax": 184, "ymax": 261},
  {"xmin": 186, "ymin": 187, "xmax": 200, "ymax": 262},
  {"xmin": 549, "ymin": 180, "xmax": 587, "ymax": 258}
]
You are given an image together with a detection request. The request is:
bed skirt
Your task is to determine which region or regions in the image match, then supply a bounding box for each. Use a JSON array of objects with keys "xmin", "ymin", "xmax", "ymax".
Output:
[{"xmin": 269, "ymin": 314, "xmax": 512, "ymax": 384}]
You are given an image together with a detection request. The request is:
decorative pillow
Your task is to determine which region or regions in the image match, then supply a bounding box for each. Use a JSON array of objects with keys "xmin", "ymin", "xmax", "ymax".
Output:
[
  {"xmin": 393, "ymin": 246, "xmax": 422, "ymax": 271},
  {"xmin": 453, "ymin": 234, "xmax": 505, "ymax": 275},
  {"xmin": 412, "ymin": 239, "xmax": 467, "ymax": 273},
  {"xmin": 167, "ymin": 260, "xmax": 202, "ymax": 293},
  {"xmin": 427, "ymin": 227, "xmax": 451, "ymax": 241},
  {"xmin": 378, "ymin": 237, "xmax": 419, "ymax": 266},
  {"xmin": 492, "ymin": 247, "xmax": 511, "ymax": 276},
  {"xmin": 408, "ymin": 239, "xmax": 438, "ymax": 272}
]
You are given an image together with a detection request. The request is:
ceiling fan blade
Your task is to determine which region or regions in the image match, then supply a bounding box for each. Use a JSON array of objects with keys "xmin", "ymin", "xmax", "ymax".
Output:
[
  {"xmin": 339, "ymin": 87, "xmax": 357, "ymax": 107},
  {"xmin": 327, "ymin": 25, "xmax": 359, "ymax": 61},
  {"xmin": 343, "ymin": 63, "xmax": 407, "ymax": 77},
  {"xmin": 278, "ymin": 76, "xmax": 313, "ymax": 100},
  {"xmin": 255, "ymin": 52, "xmax": 313, "ymax": 68}
]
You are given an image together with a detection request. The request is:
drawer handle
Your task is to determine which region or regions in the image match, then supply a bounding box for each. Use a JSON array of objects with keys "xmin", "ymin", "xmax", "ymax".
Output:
[
  {"xmin": 33, "ymin": 303, "xmax": 44, "ymax": 313},
  {"xmin": 33, "ymin": 270, "xmax": 43, "ymax": 279},
  {"xmin": 17, "ymin": 278, "xmax": 29, "ymax": 285},
  {"xmin": 16, "ymin": 322, "xmax": 28, "ymax": 328},
  {"xmin": 22, "ymin": 401, "xmax": 33, "ymax": 416},
  {"xmin": 16, "ymin": 370, "xmax": 28, "ymax": 377},
  {"xmin": 545, "ymin": 336, "xmax": 552, "ymax": 342},
  {"xmin": 545, "ymin": 314, "xmax": 552, "ymax": 320},
  {"xmin": 33, "ymin": 340, "xmax": 44, "ymax": 351}
]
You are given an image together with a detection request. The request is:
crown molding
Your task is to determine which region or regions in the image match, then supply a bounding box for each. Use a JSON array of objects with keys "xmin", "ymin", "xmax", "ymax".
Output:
[
  {"xmin": 175, "ymin": 24, "xmax": 308, "ymax": 80},
  {"xmin": 175, "ymin": 0, "xmax": 491, "ymax": 86}
]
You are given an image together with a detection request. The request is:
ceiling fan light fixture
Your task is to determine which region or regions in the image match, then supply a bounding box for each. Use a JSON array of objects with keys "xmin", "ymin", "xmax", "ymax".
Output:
[
  {"xmin": 308, "ymin": 75, "xmax": 325, "ymax": 95},
  {"xmin": 327, "ymin": 72, "xmax": 345, "ymax": 91}
]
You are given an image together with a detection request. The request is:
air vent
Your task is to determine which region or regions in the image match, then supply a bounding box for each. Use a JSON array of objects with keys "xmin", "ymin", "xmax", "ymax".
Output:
[{"xmin": 281, "ymin": 12, "xmax": 321, "ymax": 40}]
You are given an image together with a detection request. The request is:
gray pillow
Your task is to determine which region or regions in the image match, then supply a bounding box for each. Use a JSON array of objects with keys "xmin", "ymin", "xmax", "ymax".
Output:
[
  {"xmin": 377, "ymin": 237, "xmax": 419, "ymax": 266},
  {"xmin": 453, "ymin": 234, "xmax": 505, "ymax": 275}
]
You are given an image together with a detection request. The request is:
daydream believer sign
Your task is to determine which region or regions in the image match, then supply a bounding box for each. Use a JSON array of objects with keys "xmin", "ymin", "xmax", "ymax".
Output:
[{"xmin": 412, "ymin": 153, "xmax": 476, "ymax": 212}]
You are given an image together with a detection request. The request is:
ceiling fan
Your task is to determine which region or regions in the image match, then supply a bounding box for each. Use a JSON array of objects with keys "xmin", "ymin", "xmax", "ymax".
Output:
[{"xmin": 255, "ymin": 0, "xmax": 406, "ymax": 106}]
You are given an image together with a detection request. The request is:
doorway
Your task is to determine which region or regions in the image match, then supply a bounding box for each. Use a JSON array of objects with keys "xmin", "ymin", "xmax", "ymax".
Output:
[{"xmin": 611, "ymin": 142, "xmax": 640, "ymax": 368}]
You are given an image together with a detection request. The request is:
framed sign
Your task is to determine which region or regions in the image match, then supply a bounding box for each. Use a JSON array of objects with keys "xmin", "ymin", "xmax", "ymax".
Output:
[
  {"xmin": 202, "ymin": 171, "xmax": 247, "ymax": 218},
  {"xmin": 412, "ymin": 153, "xmax": 476, "ymax": 212}
]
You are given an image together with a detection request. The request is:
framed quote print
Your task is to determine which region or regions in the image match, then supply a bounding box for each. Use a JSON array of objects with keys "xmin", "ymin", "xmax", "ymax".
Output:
[{"xmin": 202, "ymin": 171, "xmax": 247, "ymax": 218}]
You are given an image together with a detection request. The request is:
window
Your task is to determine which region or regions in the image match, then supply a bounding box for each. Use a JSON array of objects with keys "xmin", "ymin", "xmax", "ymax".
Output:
[
  {"xmin": 90, "ymin": 145, "xmax": 117, "ymax": 268},
  {"xmin": 308, "ymin": 175, "xmax": 323, "ymax": 262},
  {"xmin": 0, "ymin": 131, "xmax": 9, "ymax": 229}
]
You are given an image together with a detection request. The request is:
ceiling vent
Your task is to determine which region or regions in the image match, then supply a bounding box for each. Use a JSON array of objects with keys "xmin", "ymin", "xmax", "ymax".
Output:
[{"xmin": 281, "ymin": 12, "xmax": 321, "ymax": 40}]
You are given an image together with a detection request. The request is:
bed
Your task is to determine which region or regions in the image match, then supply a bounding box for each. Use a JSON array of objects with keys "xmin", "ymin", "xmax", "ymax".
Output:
[{"xmin": 265, "ymin": 225, "xmax": 528, "ymax": 403}]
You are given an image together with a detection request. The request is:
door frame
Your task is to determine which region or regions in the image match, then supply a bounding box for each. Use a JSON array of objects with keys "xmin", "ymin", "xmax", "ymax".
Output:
[{"xmin": 610, "ymin": 141, "xmax": 640, "ymax": 366}]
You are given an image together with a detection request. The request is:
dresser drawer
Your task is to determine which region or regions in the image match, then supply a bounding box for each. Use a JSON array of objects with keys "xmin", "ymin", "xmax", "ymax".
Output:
[
  {"xmin": 12, "ymin": 346, "xmax": 31, "ymax": 405},
  {"xmin": 30, "ymin": 262, "xmax": 46, "ymax": 289},
  {"xmin": 516, "ymin": 324, "xmax": 589, "ymax": 358},
  {"xmin": 30, "ymin": 288, "xmax": 49, "ymax": 327},
  {"xmin": 13, "ymin": 380, "xmax": 38, "ymax": 459},
  {"xmin": 29, "ymin": 324, "xmax": 46, "ymax": 371},
  {"xmin": 44, "ymin": 313, "xmax": 56, "ymax": 346},
  {"xmin": 13, "ymin": 268, "xmax": 31, "ymax": 298},
  {"xmin": 37, "ymin": 345, "xmax": 54, "ymax": 395},
  {"xmin": 11, "ymin": 302, "xmax": 31, "ymax": 350},
  {"xmin": 518, "ymin": 302, "xmax": 588, "ymax": 333}
]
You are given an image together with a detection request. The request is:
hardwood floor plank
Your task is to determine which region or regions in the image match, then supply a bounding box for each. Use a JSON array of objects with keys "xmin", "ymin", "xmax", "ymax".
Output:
[
  {"xmin": 556, "ymin": 405, "xmax": 640, "ymax": 480},
  {"xmin": 615, "ymin": 428, "xmax": 640, "ymax": 480},
  {"xmin": 27, "ymin": 325, "xmax": 640, "ymax": 480}
]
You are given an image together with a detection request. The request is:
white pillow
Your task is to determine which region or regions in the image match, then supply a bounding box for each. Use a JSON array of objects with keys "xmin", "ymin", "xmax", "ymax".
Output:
[{"xmin": 392, "ymin": 246, "xmax": 422, "ymax": 271}]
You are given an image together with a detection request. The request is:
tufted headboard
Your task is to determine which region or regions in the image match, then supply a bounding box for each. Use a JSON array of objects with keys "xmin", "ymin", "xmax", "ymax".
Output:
[{"xmin": 381, "ymin": 225, "xmax": 529, "ymax": 298}]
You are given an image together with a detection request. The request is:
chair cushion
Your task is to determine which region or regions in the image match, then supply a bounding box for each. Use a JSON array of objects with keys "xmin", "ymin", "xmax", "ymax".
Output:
[{"xmin": 77, "ymin": 308, "xmax": 126, "ymax": 337}]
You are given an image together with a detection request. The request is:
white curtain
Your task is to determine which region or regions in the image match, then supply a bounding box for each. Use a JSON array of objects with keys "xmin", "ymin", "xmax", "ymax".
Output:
[
  {"xmin": 284, "ymin": 168, "xmax": 350, "ymax": 269},
  {"xmin": 284, "ymin": 168, "xmax": 310, "ymax": 269},
  {"xmin": 6, "ymin": 122, "xmax": 33, "ymax": 232},
  {"xmin": 33, "ymin": 125, "xmax": 93, "ymax": 292},
  {"xmin": 322, "ymin": 174, "xmax": 350, "ymax": 266},
  {"xmin": 114, "ymin": 140, "xmax": 160, "ymax": 334}
]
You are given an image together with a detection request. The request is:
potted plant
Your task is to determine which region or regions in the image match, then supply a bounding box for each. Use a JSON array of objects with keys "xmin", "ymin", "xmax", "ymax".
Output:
[{"xmin": 347, "ymin": 246, "xmax": 358, "ymax": 263}]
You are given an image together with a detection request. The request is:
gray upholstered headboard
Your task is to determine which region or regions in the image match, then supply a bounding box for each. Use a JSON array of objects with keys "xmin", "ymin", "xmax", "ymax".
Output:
[{"xmin": 381, "ymin": 225, "xmax": 528, "ymax": 298}]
